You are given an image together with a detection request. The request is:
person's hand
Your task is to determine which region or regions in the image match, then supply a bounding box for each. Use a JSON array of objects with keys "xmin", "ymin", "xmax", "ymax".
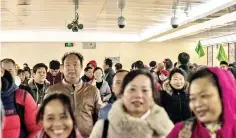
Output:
[
  {"xmin": 92, "ymin": 80, "xmax": 96, "ymax": 86},
  {"xmin": 28, "ymin": 78, "xmax": 34, "ymax": 84},
  {"xmin": 102, "ymin": 97, "xmax": 106, "ymax": 102},
  {"xmin": 45, "ymin": 79, "xmax": 50, "ymax": 85}
]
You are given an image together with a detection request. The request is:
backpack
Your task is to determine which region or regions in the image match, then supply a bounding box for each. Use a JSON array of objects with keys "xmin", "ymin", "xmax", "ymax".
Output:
[
  {"xmin": 102, "ymin": 119, "xmax": 109, "ymax": 138},
  {"xmin": 13, "ymin": 89, "xmax": 29, "ymax": 138}
]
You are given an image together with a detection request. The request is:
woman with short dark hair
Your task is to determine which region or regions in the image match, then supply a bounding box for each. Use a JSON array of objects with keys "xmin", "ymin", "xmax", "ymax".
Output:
[
  {"xmin": 90, "ymin": 69, "xmax": 173, "ymax": 138},
  {"xmin": 93, "ymin": 67, "xmax": 111, "ymax": 103},
  {"xmin": 160, "ymin": 68, "xmax": 192, "ymax": 124}
]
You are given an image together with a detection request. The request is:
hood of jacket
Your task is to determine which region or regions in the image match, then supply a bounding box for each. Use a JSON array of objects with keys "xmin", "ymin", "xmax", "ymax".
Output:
[
  {"xmin": 207, "ymin": 67, "xmax": 236, "ymax": 138},
  {"xmin": 107, "ymin": 99, "xmax": 174, "ymax": 137},
  {"xmin": 162, "ymin": 80, "xmax": 189, "ymax": 96},
  {"xmin": 1, "ymin": 70, "xmax": 18, "ymax": 97}
]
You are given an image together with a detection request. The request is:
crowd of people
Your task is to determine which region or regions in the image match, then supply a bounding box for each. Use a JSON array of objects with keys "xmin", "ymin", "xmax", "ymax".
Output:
[{"xmin": 1, "ymin": 51, "xmax": 236, "ymax": 138}]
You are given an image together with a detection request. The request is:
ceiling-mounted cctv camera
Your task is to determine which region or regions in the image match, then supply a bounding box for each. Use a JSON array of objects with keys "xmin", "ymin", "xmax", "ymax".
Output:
[
  {"xmin": 67, "ymin": 23, "xmax": 73, "ymax": 29},
  {"xmin": 67, "ymin": 14, "xmax": 84, "ymax": 32},
  {"xmin": 72, "ymin": 25, "xmax": 79, "ymax": 32},
  {"xmin": 171, "ymin": 16, "xmax": 179, "ymax": 28},
  {"xmin": 184, "ymin": 4, "xmax": 191, "ymax": 17},
  {"xmin": 118, "ymin": 16, "xmax": 126, "ymax": 29},
  {"xmin": 78, "ymin": 24, "xmax": 83, "ymax": 30},
  {"xmin": 118, "ymin": 0, "xmax": 127, "ymax": 10}
]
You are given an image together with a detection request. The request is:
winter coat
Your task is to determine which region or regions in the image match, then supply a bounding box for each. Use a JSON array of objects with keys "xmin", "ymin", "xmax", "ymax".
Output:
[
  {"xmin": 167, "ymin": 67, "xmax": 236, "ymax": 138},
  {"xmin": 81, "ymin": 75, "xmax": 92, "ymax": 83},
  {"xmin": 46, "ymin": 72, "xmax": 63, "ymax": 85},
  {"xmin": 90, "ymin": 99, "xmax": 174, "ymax": 138},
  {"xmin": 98, "ymin": 103, "xmax": 112, "ymax": 120},
  {"xmin": 28, "ymin": 80, "xmax": 50, "ymax": 105},
  {"xmin": 160, "ymin": 80, "xmax": 192, "ymax": 124},
  {"xmin": 104, "ymin": 67, "xmax": 115, "ymax": 89},
  {"xmin": 46, "ymin": 80, "xmax": 103, "ymax": 138},
  {"xmin": 97, "ymin": 80, "xmax": 111, "ymax": 102},
  {"xmin": 1, "ymin": 70, "xmax": 40, "ymax": 138}
]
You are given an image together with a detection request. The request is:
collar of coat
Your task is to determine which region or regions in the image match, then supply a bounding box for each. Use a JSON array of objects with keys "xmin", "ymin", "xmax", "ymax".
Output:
[
  {"xmin": 162, "ymin": 80, "xmax": 189, "ymax": 96},
  {"xmin": 107, "ymin": 99, "xmax": 174, "ymax": 138}
]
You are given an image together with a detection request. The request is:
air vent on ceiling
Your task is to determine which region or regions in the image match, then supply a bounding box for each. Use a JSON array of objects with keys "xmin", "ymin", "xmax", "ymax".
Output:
[
  {"xmin": 17, "ymin": 0, "xmax": 30, "ymax": 5},
  {"xmin": 83, "ymin": 42, "xmax": 96, "ymax": 49}
]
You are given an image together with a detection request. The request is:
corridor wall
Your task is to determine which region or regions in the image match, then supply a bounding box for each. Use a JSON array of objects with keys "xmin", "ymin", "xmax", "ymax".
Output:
[{"xmin": 1, "ymin": 41, "xmax": 207, "ymax": 70}]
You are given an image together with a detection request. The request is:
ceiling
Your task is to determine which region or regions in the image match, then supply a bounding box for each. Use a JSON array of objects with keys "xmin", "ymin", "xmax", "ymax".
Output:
[
  {"xmin": 1, "ymin": 0, "xmax": 236, "ymax": 42},
  {"xmin": 1, "ymin": 0, "xmax": 210, "ymax": 32}
]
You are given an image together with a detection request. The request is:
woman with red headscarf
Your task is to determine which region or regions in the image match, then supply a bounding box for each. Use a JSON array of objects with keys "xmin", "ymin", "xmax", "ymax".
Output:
[{"xmin": 167, "ymin": 67, "xmax": 236, "ymax": 138}]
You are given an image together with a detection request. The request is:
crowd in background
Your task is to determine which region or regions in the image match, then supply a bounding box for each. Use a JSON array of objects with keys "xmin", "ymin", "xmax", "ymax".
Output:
[{"xmin": 1, "ymin": 51, "xmax": 236, "ymax": 138}]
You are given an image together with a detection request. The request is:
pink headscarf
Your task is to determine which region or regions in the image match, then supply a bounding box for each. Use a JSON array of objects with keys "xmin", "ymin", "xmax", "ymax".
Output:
[{"xmin": 208, "ymin": 67, "xmax": 236, "ymax": 137}]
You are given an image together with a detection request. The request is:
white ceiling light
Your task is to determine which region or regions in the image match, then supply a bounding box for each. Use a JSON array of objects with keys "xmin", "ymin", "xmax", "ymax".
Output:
[
  {"xmin": 140, "ymin": 0, "xmax": 236, "ymax": 41},
  {"xmin": 200, "ymin": 33, "xmax": 236, "ymax": 46},
  {"xmin": 149, "ymin": 11, "xmax": 236, "ymax": 42}
]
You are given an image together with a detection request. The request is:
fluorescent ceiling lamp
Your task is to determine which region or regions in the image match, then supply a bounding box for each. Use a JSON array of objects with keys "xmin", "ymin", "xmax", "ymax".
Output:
[
  {"xmin": 200, "ymin": 33, "xmax": 236, "ymax": 46},
  {"xmin": 140, "ymin": 0, "xmax": 236, "ymax": 41},
  {"xmin": 149, "ymin": 11, "xmax": 236, "ymax": 42},
  {"xmin": 1, "ymin": 30, "xmax": 140, "ymax": 42}
]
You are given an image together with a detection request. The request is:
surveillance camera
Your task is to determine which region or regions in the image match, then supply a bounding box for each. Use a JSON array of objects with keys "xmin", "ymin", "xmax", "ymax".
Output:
[
  {"xmin": 184, "ymin": 9, "xmax": 189, "ymax": 17},
  {"xmin": 72, "ymin": 25, "xmax": 79, "ymax": 32},
  {"xmin": 171, "ymin": 16, "xmax": 179, "ymax": 28},
  {"xmin": 118, "ymin": 16, "xmax": 126, "ymax": 29},
  {"xmin": 67, "ymin": 23, "xmax": 73, "ymax": 29},
  {"xmin": 78, "ymin": 24, "xmax": 84, "ymax": 30}
]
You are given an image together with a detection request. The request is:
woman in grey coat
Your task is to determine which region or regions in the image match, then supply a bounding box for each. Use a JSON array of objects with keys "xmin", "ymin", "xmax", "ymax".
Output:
[{"xmin": 93, "ymin": 67, "xmax": 111, "ymax": 103}]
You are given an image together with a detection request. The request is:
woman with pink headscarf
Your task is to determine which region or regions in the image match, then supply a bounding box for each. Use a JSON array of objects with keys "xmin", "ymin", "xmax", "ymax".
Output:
[{"xmin": 167, "ymin": 67, "xmax": 236, "ymax": 138}]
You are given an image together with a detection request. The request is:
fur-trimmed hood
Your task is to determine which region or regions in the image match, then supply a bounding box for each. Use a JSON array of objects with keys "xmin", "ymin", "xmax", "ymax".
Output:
[
  {"xmin": 162, "ymin": 80, "xmax": 189, "ymax": 96},
  {"xmin": 106, "ymin": 99, "xmax": 174, "ymax": 138}
]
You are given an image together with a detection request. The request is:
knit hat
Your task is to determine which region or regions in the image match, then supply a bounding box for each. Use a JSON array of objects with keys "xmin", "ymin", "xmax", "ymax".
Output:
[
  {"xmin": 88, "ymin": 60, "xmax": 97, "ymax": 68},
  {"xmin": 160, "ymin": 70, "xmax": 169, "ymax": 76}
]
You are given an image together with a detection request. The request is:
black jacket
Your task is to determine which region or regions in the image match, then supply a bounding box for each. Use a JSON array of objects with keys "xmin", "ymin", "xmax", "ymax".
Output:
[
  {"xmin": 104, "ymin": 68, "xmax": 115, "ymax": 89},
  {"xmin": 179, "ymin": 64, "xmax": 193, "ymax": 81},
  {"xmin": 160, "ymin": 80, "xmax": 192, "ymax": 124},
  {"xmin": 81, "ymin": 75, "xmax": 91, "ymax": 83}
]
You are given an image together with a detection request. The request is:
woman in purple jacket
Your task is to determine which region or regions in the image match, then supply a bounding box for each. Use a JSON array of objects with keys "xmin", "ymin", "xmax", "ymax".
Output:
[{"xmin": 167, "ymin": 67, "xmax": 236, "ymax": 138}]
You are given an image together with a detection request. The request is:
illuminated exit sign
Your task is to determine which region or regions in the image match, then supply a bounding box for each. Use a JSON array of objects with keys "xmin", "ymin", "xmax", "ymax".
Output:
[{"xmin": 65, "ymin": 42, "xmax": 73, "ymax": 47}]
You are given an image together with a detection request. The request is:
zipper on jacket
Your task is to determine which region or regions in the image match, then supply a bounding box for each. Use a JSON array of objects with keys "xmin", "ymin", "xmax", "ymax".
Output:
[
  {"xmin": 178, "ymin": 92, "xmax": 183, "ymax": 121},
  {"xmin": 71, "ymin": 84, "xmax": 77, "ymax": 113},
  {"xmin": 53, "ymin": 77, "xmax": 55, "ymax": 85}
]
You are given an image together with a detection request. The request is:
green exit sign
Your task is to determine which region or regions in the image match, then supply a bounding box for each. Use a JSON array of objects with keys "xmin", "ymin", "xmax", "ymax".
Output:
[{"xmin": 65, "ymin": 43, "xmax": 73, "ymax": 47}]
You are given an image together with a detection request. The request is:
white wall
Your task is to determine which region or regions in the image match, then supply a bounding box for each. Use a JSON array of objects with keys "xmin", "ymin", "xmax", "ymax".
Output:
[{"xmin": 1, "ymin": 40, "xmax": 207, "ymax": 70}]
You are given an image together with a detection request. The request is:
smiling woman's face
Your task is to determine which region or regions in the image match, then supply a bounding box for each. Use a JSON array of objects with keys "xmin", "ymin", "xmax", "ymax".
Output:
[
  {"xmin": 43, "ymin": 99, "xmax": 73, "ymax": 138},
  {"xmin": 123, "ymin": 75, "xmax": 153, "ymax": 118},
  {"xmin": 170, "ymin": 73, "xmax": 185, "ymax": 90},
  {"xmin": 189, "ymin": 77, "xmax": 222, "ymax": 124}
]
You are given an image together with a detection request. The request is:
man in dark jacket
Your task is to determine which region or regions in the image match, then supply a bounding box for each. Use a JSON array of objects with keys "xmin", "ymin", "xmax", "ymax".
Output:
[
  {"xmin": 29, "ymin": 63, "xmax": 50, "ymax": 105},
  {"xmin": 81, "ymin": 67, "xmax": 93, "ymax": 83},
  {"xmin": 103, "ymin": 58, "xmax": 115, "ymax": 89},
  {"xmin": 1, "ymin": 66, "xmax": 40, "ymax": 138},
  {"xmin": 178, "ymin": 52, "xmax": 192, "ymax": 80},
  {"xmin": 46, "ymin": 60, "xmax": 63, "ymax": 85},
  {"xmin": 98, "ymin": 70, "xmax": 129, "ymax": 120},
  {"xmin": 164, "ymin": 58, "xmax": 173, "ymax": 72}
]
